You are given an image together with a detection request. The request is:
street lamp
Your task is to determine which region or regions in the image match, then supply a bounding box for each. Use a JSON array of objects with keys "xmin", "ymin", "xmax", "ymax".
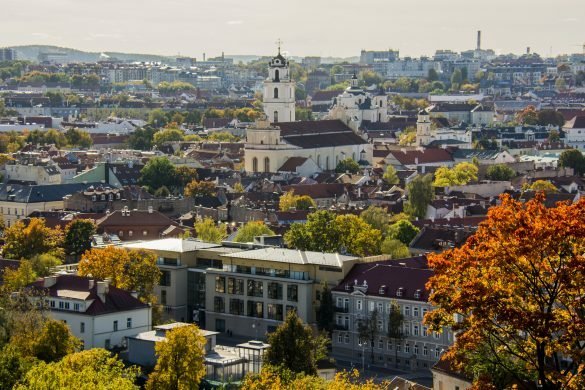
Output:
[{"xmin": 357, "ymin": 338, "xmax": 366, "ymax": 372}]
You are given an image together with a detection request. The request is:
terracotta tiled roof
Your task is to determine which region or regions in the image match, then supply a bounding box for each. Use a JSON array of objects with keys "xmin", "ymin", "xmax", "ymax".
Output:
[
  {"xmin": 282, "ymin": 183, "xmax": 346, "ymax": 199},
  {"xmin": 278, "ymin": 157, "xmax": 309, "ymax": 172},
  {"xmin": 389, "ymin": 148, "xmax": 454, "ymax": 165}
]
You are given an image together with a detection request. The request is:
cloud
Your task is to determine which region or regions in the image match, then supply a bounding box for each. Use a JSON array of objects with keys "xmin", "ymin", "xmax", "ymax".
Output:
[{"xmin": 226, "ymin": 20, "xmax": 243, "ymax": 25}]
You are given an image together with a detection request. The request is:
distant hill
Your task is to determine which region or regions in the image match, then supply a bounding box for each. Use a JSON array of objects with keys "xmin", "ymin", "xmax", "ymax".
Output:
[
  {"xmin": 9, "ymin": 45, "xmax": 359, "ymax": 65},
  {"xmin": 10, "ymin": 45, "xmax": 174, "ymax": 64}
]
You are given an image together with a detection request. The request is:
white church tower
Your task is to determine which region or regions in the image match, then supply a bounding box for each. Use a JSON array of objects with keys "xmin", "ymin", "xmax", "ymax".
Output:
[
  {"xmin": 263, "ymin": 42, "xmax": 296, "ymax": 123},
  {"xmin": 416, "ymin": 109, "xmax": 432, "ymax": 146}
]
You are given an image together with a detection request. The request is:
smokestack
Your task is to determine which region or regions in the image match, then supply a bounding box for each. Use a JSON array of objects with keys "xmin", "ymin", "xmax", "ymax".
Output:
[
  {"xmin": 476, "ymin": 30, "xmax": 481, "ymax": 51},
  {"xmin": 527, "ymin": 47, "xmax": 531, "ymax": 54},
  {"xmin": 203, "ymin": 53, "xmax": 206, "ymax": 61}
]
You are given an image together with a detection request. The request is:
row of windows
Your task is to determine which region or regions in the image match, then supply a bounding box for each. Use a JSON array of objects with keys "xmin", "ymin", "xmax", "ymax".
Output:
[
  {"xmin": 79, "ymin": 318, "xmax": 133, "ymax": 334},
  {"xmin": 118, "ymin": 230, "xmax": 149, "ymax": 237},
  {"xmin": 90, "ymin": 193, "xmax": 121, "ymax": 201},
  {"xmin": 1, "ymin": 207, "xmax": 25, "ymax": 216},
  {"xmin": 215, "ymin": 277, "xmax": 298, "ymax": 302},
  {"xmin": 336, "ymin": 333, "xmax": 442, "ymax": 357},
  {"xmin": 337, "ymin": 297, "xmax": 429, "ymax": 318},
  {"xmin": 214, "ymin": 296, "xmax": 295, "ymax": 320},
  {"xmin": 50, "ymin": 300, "xmax": 82, "ymax": 312}
]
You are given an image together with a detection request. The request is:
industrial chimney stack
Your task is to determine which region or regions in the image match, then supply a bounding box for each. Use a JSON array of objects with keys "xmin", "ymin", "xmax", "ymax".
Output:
[{"xmin": 476, "ymin": 30, "xmax": 481, "ymax": 51}]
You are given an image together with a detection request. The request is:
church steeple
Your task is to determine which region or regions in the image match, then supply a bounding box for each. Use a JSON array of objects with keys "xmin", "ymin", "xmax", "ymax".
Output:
[{"xmin": 263, "ymin": 40, "xmax": 296, "ymax": 123}]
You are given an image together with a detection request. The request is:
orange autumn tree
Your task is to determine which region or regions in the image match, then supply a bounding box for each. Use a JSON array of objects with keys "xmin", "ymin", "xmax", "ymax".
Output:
[
  {"xmin": 425, "ymin": 193, "xmax": 585, "ymax": 389},
  {"xmin": 78, "ymin": 246, "xmax": 161, "ymax": 305}
]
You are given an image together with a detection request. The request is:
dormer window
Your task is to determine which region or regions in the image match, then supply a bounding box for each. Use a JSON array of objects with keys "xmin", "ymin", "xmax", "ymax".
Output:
[
  {"xmin": 414, "ymin": 289, "xmax": 422, "ymax": 299},
  {"xmin": 92, "ymin": 195, "xmax": 96, "ymax": 201},
  {"xmin": 345, "ymin": 284, "xmax": 350, "ymax": 291},
  {"xmin": 100, "ymin": 194, "xmax": 106, "ymax": 201},
  {"xmin": 379, "ymin": 285, "xmax": 386, "ymax": 295},
  {"xmin": 396, "ymin": 287, "xmax": 404, "ymax": 297}
]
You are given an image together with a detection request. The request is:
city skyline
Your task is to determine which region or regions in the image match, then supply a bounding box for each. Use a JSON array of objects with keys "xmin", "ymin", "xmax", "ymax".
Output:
[{"xmin": 2, "ymin": 0, "xmax": 584, "ymax": 59}]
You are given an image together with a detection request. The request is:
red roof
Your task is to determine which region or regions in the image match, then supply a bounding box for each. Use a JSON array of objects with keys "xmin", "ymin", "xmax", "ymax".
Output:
[
  {"xmin": 29, "ymin": 274, "xmax": 148, "ymax": 315},
  {"xmin": 389, "ymin": 148, "xmax": 454, "ymax": 165}
]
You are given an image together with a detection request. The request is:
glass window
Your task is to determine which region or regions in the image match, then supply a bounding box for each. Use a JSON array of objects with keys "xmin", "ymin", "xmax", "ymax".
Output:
[
  {"xmin": 387, "ymin": 341, "xmax": 392, "ymax": 350},
  {"xmin": 356, "ymin": 300, "xmax": 362, "ymax": 311},
  {"xmin": 228, "ymin": 278, "xmax": 244, "ymax": 295},
  {"xmin": 64, "ymin": 302, "xmax": 70, "ymax": 310},
  {"xmin": 127, "ymin": 317, "xmax": 132, "ymax": 328},
  {"xmin": 404, "ymin": 306, "xmax": 410, "ymax": 316},
  {"xmin": 246, "ymin": 300, "xmax": 264, "ymax": 318},
  {"xmin": 413, "ymin": 307, "xmax": 419, "ymax": 317},
  {"xmin": 161, "ymin": 290, "xmax": 167, "ymax": 305},
  {"xmin": 423, "ymin": 346, "xmax": 428, "ymax": 356},
  {"xmin": 229, "ymin": 299, "xmax": 244, "ymax": 315},
  {"xmin": 414, "ymin": 325, "xmax": 419, "ymax": 336},
  {"xmin": 113, "ymin": 321, "xmax": 118, "ymax": 332},
  {"xmin": 267, "ymin": 303, "xmax": 283, "ymax": 321},
  {"xmin": 344, "ymin": 334, "xmax": 350, "ymax": 343},
  {"xmin": 338, "ymin": 333, "xmax": 343, "ymax": 343},
  {"xmin": 414, "ymin": 345, "xmax": 419, "ymax": 355},
  {"xmin": 405, "ymin": 343, "xmax": 410, "ymax": 353},
  {"xmin": 286, "ymin": 284, "xmax": 298, "ymax": 302},
  {"xmin": 214, "ymin": 297, "xmax": 225, "ymax": 313},
  {"xmin": 247, "ymin": 280, "xmax": 264, "ymax": 297},
  {"xmin": 74, "ymin": 303, "xmax": 80, "ymax": 311},
  {"xmin": 159, "ymin": 271, "xmax": 171, "ymax": 287},
  {"xmin": 268, "ymin": 282, "xmax": 283, "ymax": 300},
  {"xmin": 80, "ymin": 322, "xmax": 85, "ymax": 333},
  {"xmin": 215, "ymin": 276, "xmax": 226, "ymax": 293}
]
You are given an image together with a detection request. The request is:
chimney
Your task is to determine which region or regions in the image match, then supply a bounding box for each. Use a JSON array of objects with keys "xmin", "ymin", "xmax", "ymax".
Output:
[
  {"xmin": 43, "ymin": 276, "xmax": 57, "ymax": 288},
  {"xmin": 96, "ymin": 280, "xmax": 110, "ymax": 303},
  {"xmin": 88, "ymin": 279, "xmax": 95, "ymax": 290},
  {"xmin": 148, "ymin": 206, "xmax": 153, "ymax": 214},
  {"xmin": 476, "ymin": 30, "xmax": 481, "ymax": 51}
]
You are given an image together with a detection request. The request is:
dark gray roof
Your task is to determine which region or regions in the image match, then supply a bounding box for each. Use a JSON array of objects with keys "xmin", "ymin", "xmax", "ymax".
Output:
[{"xmin": 0, "ymin": 183, "xmax": 100, "ymax": 203}]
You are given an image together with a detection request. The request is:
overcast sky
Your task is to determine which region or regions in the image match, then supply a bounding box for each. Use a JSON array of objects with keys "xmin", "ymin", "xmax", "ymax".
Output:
[{"xmin": 2, "ymin": 0, "xmax": 584, "ymax": 58}]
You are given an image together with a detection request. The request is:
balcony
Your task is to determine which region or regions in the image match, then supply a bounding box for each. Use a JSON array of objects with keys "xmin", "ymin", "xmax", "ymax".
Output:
[{"xmin": 334, "ymin": 306, "xmax": 349, "ymax": 313}]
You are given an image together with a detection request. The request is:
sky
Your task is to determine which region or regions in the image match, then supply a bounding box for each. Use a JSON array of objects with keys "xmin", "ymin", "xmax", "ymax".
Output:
[{"xmin": 2, "ymin": 0, "xmax": 584, "ymax": 59}]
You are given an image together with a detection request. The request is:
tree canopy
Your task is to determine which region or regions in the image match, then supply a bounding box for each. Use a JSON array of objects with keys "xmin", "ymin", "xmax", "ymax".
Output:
[
  {"xmin": 194, "ymin": 217, "xmax": 227, "ymax": 243},
  {"xmin": 264, "ymin": 311, "xmax": 328, "ymax": 375},
  {"xmin": 140, "ymin": 157, "xmax": 177, "ymax": 192},
  {"xmin": 386, "ymin": 220, "xmax": 419, "ymax": 245},
  {"xmin": 405, "ymin": 174, "xmax": 434, "ymax": 218},
  {"xmin": 426, "ymin": 194, "xmax": 585, "ymax": 389},
  {"xmin": 146, "ymin": 324, "xmax": 206, "ymax": 390},
  {"xmin": 16, "ymin": 348, "xmax": 140, "ymax": 390},
  {"xmin": 279, "ymin": 191, "xmax": 316, "ymax": 211},
  {"xmin": 433, "ymin": 162, "xmax": 478, "ymax": 187},
  {"xmin": 382, "ymin": 165, "xmax": 399, "ymax": 186},
  {"xmin": 284, "ymin": 211, "xmax": 382, "ymax": 257},
  {"xmin": 335, "ymin": 158, "xmax": 360, "ymax": 174},
  {"xmin": 558, "ymin": 149, "xmax": 585, "ymax": 175},
  {"xmin": 2, "ymin": 219, "xmax": 64, "ymax": 260},
  {"xmin": 78, "ymin": 246, "xmax": 161, "ymax": 304},
  {"xmin": 184, "ymin": 180, "xmax": 216, "ymax": 198},
  {"xmin": 486, "ymin": 164, "xmax": 516, "ymax": 181},
  {"xmin": 233, "ymin": 221, "xmax": 275, "ymax": 243},
  {"xmin": 64, "ymin": 219, "xmax": 96, "ymax": 259}
]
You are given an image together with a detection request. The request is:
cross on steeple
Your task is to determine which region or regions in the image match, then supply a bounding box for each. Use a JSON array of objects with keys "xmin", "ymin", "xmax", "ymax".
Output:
[{"xmin": 275, "ymin": 38, "xmax": 283, "ymax": 54}]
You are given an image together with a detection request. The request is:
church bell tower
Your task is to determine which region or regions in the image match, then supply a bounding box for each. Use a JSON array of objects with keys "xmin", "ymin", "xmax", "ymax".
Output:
[{"xmin": 263, "ymin": 40, "xmax": 296, "ymax": 123}]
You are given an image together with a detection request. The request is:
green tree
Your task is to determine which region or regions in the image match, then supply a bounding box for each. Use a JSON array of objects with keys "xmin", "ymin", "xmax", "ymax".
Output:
[
  {"xmin": 16, "ymin": 348, "xmax": 140, "ymax": 390},
  {"xmin": 558, "ymin": 149, "xmax": 585, "ymax": 175},
  {"xmin": 148, "ymin": 109, "xmax": 169, "ymax": 127},
  {"xmin": 358, "ymin": 309, "xmax": 379, "ymax": 364},
  {"xmin": 516, "ymin": 105, "xmax": 539, "ymax": 125},
  {"xmin": 486, "ymin": 164, "xmax": 516, "ymax": 181},
  {"xmin": 380, "ymin": 238, "xmax": 410, "ymax": 259},
  {"xmin": 359, "ymin": 70, "xmax": 383, "ymax": 86},
  {"xmin": 360, "ymin": 206, "xmax": 391, "ymax": 237},
  {"xmin": 427, "ymin": 68, "xmax": 439, "ymax": 81},
  {"xmin": 208, "ymin": 131, "xmax": 238, "ymax": 142},
  {"xmin": 316, "ymin": 282, "xmax": 334, "ymax": 333},
  {"xmin": 146, "ymin": 324, "xmax": 206, "ymax": 390},
  {"xmin": 2, "ymin": 219, "xmax": 64, "ymax": 260},
  {"xmin": 64, "ymin": 219, "xmax": 96, "ymax": 259},
  {"xmin": 405, "ymin": 174, "xmax": 433, "ymax": 218},
  {"xmin": 32, "ymin": 319, "xmax": 80, "ymax": 363},
  {"xmin": 140, "ymin": 157, "xmax": 177, "ymax": 192},
  {"xmin": 279, "ymin": 191, "xmax": 316, "ymax": 211},
  {"xmin": 433, "ymin": 162, "xmax": 478, "ymax": 187},
  {"xmin": 450, "ymin": 69, "xmax": 462, "ymax": 90},
  {"xmin": 264, "ymin": 311, "xmax": 327, "ymax": 375},
  {"xmin": 194, "ymin": 217, "xmax": 227, "ymax": 243},
  {"xmin": 29, "ymin": 253, "xmax": 62, "ymax": 277},
  {"xmin": 65, "ymin": 128, "xmax": 92, "ymax": 148},
  {"xmin": 127, "ymin": 126, "xmax": 156, "ymax": 150},
  {"xmin": 284, "ymin": 211, "xmax": 339, "ymax": 253},
  {"xmin": 537, "ymin": 109, "xmax": 565, "ymax": 127},
  {"xmin": 382, "ymin": 165, "xmax": 399, "ymax": 186},
  {"xmin": 336, "ymin": 214, "xmax": 382, "ymax": 257},
  {"xmin": 335, "ymin": 158, "xmax": 360, "ymax": 174},
  {"xmin": 153, "ymin": 128, "xmax": 184, "ymax": 147},
  {"xmin": 3, "ymin": 260, "xmax": 37, "ymax": 291},
  {"xmin": 387, "ymin": 302, "xmax": 404, "ymax": 368},
  {"xmin": 0, "ymin": 345, "xmax": 35, "ymax": 390},
  {"xmin": 387, "ymin": 220, "xmax": 419, "ymax": 245},
  {"xmin": 234, "ymin": 221, "xmax": 275, "ymax": 243}
]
